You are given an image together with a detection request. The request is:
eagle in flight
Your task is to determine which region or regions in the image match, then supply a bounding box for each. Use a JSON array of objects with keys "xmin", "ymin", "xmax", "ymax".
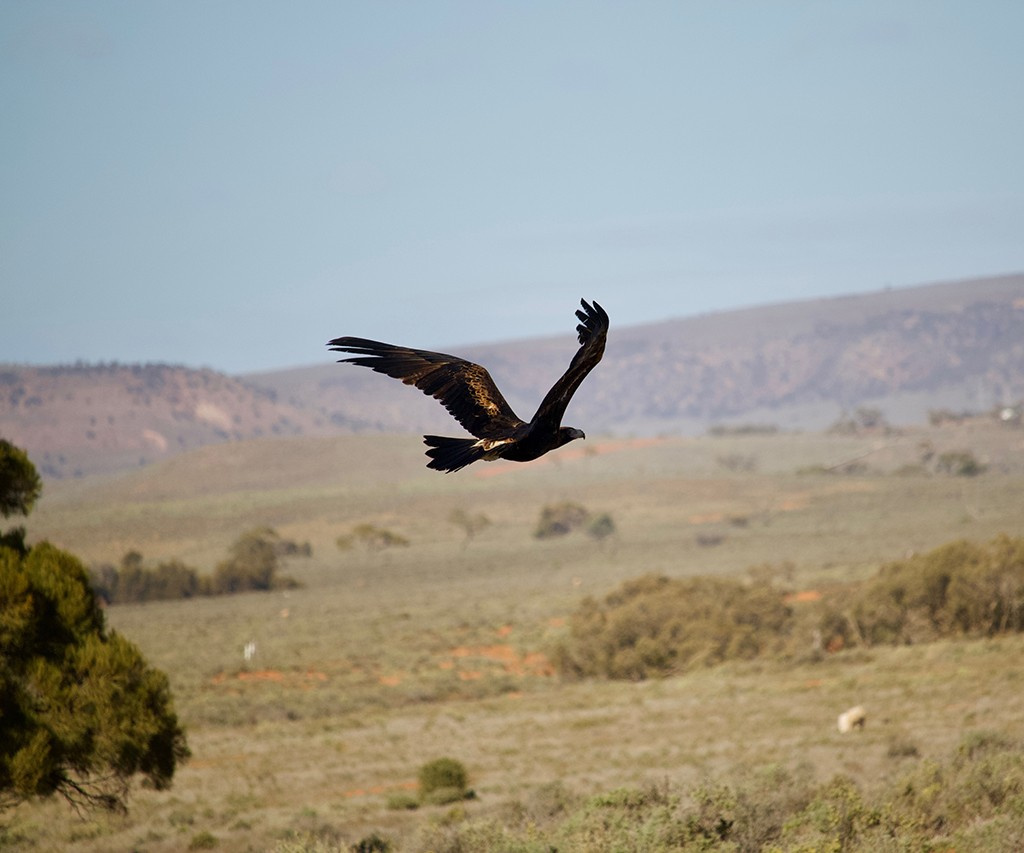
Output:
[{"xmin": 327, "ymin": 299, "xmax": 608, "ymax": 472}]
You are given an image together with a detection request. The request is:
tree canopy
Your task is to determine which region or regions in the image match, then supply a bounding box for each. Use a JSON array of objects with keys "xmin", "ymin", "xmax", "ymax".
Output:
[
  {"xmin": 0, "ymin": 438, "xmax": 42, "ymax": 519},
  {"xmin": 0, "ymin": 440, "xmax": 189, "ymax": 812}
]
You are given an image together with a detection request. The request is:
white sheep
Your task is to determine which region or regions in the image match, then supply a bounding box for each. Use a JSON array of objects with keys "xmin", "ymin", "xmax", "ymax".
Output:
[{"xmin": 837, "ymin": 705, "xmax": 866, "ymax": 733}]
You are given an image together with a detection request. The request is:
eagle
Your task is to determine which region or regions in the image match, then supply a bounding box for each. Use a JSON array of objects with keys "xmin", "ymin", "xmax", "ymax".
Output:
[{"xmin": 327, "ymin": 299, "xmax": 608, "ymax": 472}]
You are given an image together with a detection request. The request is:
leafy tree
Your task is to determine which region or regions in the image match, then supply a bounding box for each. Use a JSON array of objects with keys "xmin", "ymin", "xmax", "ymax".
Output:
[
  {"xmin": 211, "ymin": 527, "xmax": 299, "ymax": 594},
  {"xmin": 0, "ymin": 546, "xmax": 190, "ymax": 811},
  {"xmin": 212, "ymin": 527, "xmax": 280, "ymax": 593},
  {"xmin": 0, "ymin": 441, "xmax": 189, "ymax": 812},
  {"xmin": 0, "ymin": 438, "xmax": 42, "ymax": 520}
]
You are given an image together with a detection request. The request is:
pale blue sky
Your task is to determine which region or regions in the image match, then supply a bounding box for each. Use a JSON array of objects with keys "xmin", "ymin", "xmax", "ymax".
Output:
[{"xmin": 3, "ymin": 1, "xmax": 1022, "ymax": 374}]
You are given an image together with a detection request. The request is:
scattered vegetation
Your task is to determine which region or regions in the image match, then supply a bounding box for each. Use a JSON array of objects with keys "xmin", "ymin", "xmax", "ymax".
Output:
[
  {"xmin": 534, "ymin": 502, "xmax": 615, "ymax": 541},
  {"xmin": 90, "ymin": 527, "xmax": 305, "ymax": 604},
  {"xmin": 9, "ymin": 424, "xmax": 1024, "ymax": 849},
  {"xmin": 404, "ymin": 733, "xmax": 1024, "ymax": 852},
  {"xmin": 556, "ymin": 535, "xmax": 1024, "ymax": 680},
  {"xmin": 336, "ymin": 523, "xmax": 410, "ymax": 551}
]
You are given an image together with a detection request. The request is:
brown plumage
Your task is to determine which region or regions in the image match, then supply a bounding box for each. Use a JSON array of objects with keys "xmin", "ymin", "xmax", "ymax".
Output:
[{"xmin": 327, "ymin": 299, "xmax": 608, "ymax": 472}]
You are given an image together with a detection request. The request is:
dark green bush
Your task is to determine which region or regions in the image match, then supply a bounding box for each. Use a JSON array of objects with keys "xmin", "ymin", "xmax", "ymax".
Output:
[{"xmin": 418, "ymin": 758, "xmax": 470, "ymax": 804}]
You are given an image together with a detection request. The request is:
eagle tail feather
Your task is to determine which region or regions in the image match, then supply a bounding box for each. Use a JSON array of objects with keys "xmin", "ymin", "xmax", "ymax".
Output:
[{"xmin": 423, "ymin": 435, "xmax": 487, "ymax": 473}]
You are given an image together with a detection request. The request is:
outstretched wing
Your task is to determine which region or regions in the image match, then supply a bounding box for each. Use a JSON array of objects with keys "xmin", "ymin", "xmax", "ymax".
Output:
[
  {"xmin": 327, "ymin": 337, "xmax": 525, "ymax": 439},
  {"xmin": 531, "ymin": 299, "xmax": 608, "ymax": 428}
]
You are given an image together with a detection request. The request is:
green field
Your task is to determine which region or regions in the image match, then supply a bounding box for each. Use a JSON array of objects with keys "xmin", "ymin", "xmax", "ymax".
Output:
[{"xmin": 6, "ymin": 423, "xmax": 1024, "ymax": 851}]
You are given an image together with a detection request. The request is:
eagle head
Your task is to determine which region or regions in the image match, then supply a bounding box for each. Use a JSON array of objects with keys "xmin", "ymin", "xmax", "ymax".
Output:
[{"xmin": 558, "ymin": 426, "xmax": 586, "ymax": 446}]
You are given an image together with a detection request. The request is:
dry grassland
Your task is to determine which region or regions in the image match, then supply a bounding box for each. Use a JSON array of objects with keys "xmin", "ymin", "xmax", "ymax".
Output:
[{"xmin": 6, "ymin": 423, "xmax": 1024, "ymax": 850}]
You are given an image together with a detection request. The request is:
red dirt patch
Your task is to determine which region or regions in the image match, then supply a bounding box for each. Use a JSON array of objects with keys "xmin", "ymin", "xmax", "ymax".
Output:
[
  {"xmin": 784, "ymin": 589, "xmax": 823, "ymax": 604},
  {"xmin": 444, "ymin": 644, "xmax": 554, "ymax": 677},
  {"xmin": 210, "ymin": 668, "xmax": 328, "ymax": 687}
]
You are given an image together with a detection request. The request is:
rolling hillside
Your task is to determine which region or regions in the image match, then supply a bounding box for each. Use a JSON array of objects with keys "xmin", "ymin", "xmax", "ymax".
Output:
[{"xmin": 3, "ymin": 273, "xmax": 1023, "ymax": 478}]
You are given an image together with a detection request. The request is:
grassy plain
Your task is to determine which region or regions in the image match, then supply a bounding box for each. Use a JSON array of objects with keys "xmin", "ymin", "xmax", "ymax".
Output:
[{"xmin": 6, "ymin": 422, "xmax": 1024, "ymax": 850}]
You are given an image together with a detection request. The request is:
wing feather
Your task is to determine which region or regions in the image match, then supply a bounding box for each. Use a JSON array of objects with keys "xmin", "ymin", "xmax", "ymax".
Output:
[
  {"xmin": 326, "ymin": 337, "xmax": 525, "ymax": 438},
  {"xmin": 530, "ymin": 299, "xmax": 608, "ymax": 428}
]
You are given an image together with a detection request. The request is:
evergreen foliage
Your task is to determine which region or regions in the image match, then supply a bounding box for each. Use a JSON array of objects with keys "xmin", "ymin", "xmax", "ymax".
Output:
[
  {"xmin": 0, "ymin": 438, "xmax": 42, "ymax": 520},
  {"xmin": 0, "ymin": 542, "xmax": 190, "ymax": 811}
]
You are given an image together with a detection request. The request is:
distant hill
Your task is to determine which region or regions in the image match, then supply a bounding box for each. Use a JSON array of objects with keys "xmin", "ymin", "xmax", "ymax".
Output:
[
  {"xmin": 3, "ymin": 273, "xmax": 1023, "ymax": 479},
  {"xmin": 0, "ymin": 364, "xmax": 334, "ymax": 479},
  {"xmin": 250, "ymin": 272, "xmax": 1024, "ymax": 434}
]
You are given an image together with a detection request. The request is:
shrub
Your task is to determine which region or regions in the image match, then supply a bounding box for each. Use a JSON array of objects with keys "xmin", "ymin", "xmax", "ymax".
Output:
[
  {"xmin": 534, "ymin": 502, "xmax": 590, "ymax": 539},
  {"xmin": 187, "ymin": 831, "xmax": 219, "ymax": 850},
  {"xmin": 336, "ymin": 524, "xmax": 409, "ymax": 551},
  {"xmin": 935, "ymin": 449, "xmax": 986, "ymax": 476},
  {"xmin": 836, "ymin": 535, "xmax": 1024, "ymax": 647},
  {"xmin": 418, "ymin": 758, "xmax": 469, "ymax": 803},
  {"xmin": 351, "ymin": 833, "xmax": 391, "ymax": 852},
  {"xmin": 554, "ymin": 573, "xmax": 793, "ymax": 680},
  {"xmin": 586, "ymin": 513, "xmax": 616, "ymax": 541}
]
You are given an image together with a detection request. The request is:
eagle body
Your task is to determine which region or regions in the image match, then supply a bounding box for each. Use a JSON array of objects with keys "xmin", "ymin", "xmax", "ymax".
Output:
[{"xmin": 328, "ymin": 299, "xmax": 608, "ymax": 472}]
